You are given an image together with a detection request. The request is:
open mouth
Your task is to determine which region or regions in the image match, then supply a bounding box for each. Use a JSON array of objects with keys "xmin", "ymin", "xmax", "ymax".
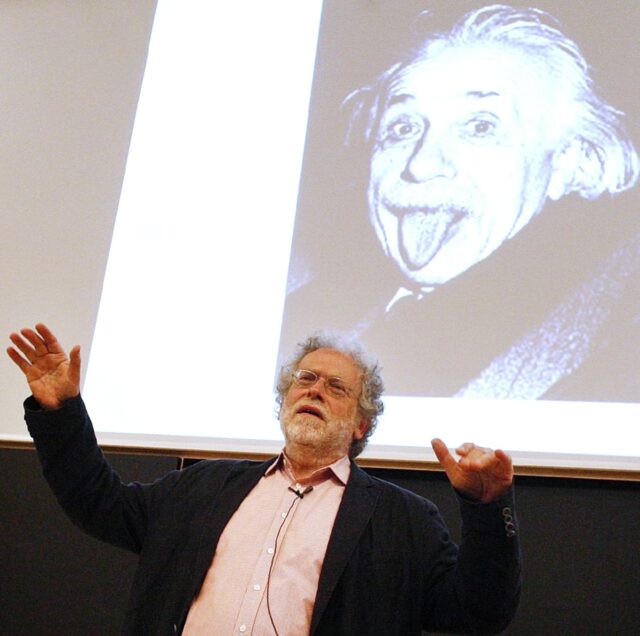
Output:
[
  {"xmin": 295, "ymin": 404, "xmax": 325, "ymax": 420},
  {"xmin": 391, "ymin": 206, "xmax": 467, "ymax": 270}
]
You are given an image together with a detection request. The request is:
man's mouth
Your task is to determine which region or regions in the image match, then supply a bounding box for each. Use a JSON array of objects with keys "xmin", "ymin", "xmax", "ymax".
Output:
[
  {"xmin": 295, "ymin": 404, "xmax": 326, "ymax": 421},
  {"xmin": 387, "ymin": 205, "xmax": 467, "ymax": 270}
]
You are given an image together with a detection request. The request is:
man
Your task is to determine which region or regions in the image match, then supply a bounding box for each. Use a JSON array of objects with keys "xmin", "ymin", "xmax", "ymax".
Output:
[
  {"xmin": 8, "ymin": 323, "xmax": 520, "ymax": 635},
  {"xmin": 278, "ymin": 4, "xmax": 639, "ymax": 399}
]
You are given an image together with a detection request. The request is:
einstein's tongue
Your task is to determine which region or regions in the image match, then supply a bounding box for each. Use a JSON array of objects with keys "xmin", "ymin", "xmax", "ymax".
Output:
[{"xmin": 398, "ymin": 209, "xmax": 462, "ymax": 270}]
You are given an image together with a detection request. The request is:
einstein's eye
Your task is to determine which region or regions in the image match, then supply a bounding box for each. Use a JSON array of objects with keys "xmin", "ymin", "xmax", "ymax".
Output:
[
  {"xmin": 464, "ymin": 118, "xmax": 497, "ymax": 138},
  {"xmin": 382, "ymin": 115, "xmax": 424, "ymax": 143}
]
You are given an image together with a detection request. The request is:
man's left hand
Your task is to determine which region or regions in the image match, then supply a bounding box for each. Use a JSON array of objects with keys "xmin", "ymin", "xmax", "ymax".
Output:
[{"xmin": 431, "ymin": 438, "xmax": 513, "ymax": 503}]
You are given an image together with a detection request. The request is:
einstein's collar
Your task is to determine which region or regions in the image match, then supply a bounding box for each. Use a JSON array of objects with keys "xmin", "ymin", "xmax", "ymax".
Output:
[{"xmin": 385, "ymin": 285, "xmax": 436, "ymax": 313}]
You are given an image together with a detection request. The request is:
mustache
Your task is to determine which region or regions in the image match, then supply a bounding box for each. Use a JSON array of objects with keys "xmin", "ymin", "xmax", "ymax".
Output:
[
  {"xmin": 285, "ymin": 401, "xmax": 328, "ymax": 421},
  {"xmin": 380, "ymin": 188, "xmax": 476, "ymax": 216},
  {"xmin": 383, "ymin": 199, "xmax": 476, "ymax": 219}
]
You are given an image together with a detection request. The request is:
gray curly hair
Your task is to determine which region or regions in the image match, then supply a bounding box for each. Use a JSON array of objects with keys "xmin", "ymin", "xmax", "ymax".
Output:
[
  {"xmin": 275, "ymin": 333, "xmax": 384, "ymax": 458},
  {"xmin": 344, "ymin": 4, "xmax": 638, "ymax": 199}
]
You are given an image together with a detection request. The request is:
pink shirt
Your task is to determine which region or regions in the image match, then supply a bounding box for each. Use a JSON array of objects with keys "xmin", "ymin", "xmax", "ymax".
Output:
[{"xmin": 182, "ymin": 453, "xmax": 350, "ymax": 635}]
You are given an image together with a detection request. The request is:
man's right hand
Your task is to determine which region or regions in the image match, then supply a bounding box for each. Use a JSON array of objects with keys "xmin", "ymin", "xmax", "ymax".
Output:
[{"xmin": 7, "ymin": 323, "xmax": 81, "ymax": 410}]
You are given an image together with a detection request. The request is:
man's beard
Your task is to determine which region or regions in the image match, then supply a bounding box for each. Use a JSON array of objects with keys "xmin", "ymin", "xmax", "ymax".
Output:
[{"xmin": 280, "ymin": 406, "xmax": 355, "ymax": 456}]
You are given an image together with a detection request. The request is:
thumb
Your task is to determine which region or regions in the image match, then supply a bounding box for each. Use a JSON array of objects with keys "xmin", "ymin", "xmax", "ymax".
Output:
[
  {"xmin": 431, "ymin": 438, "xmax": 458, "ymax": 473},
  {"xmin": 68, "ymin": 345, "xmax": 82, "ymax": 392}
]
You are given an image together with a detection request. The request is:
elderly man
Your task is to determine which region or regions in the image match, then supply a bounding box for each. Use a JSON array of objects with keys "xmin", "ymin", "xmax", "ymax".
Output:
[
  {"xmin": 8, "ymin": 323, "xmax": 520, "ymax": 635},
  {"xmin": 278, "ymin": 4, "xmax": 639, "ymax": 400}
]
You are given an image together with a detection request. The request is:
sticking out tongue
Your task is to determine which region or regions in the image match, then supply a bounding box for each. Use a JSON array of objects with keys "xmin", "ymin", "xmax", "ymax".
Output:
[{"xmin": 398, "ymin": 208, "xmax": 464, "ymax": 270}]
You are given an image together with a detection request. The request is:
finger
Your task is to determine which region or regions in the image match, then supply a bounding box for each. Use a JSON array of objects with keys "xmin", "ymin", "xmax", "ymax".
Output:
[
  {"xmin": 460, "ymin": 448, "xmax": 513, "ymax": 479},
  {"xmin": 494, "ymin": 449, "xmax": 514, "ymax": 473},
  {"xmin": 19, "ymin": 328, "xmax": 48, "ymax": 355},
  {"xmin": 457, "ymin": 442, "xmax": 493, "ymax": 461},
  {"xmin": 6, "ymin": 346, "xmax": 31, "ymax": 374},
  {"xmin": 35, "ymin": 323, "xmax": 66, "ymax": 354},
  {"xmin": 455, "ymin": 442, "xmax": 476, "ymax": 457},
  {"xmin": 9, "ymin": 332, "xmax": 38, "ymax": 362},
  {"xmin": 460, "ymin": 443, "xmax": 499, "ymax": 465},
  {"xmin": 431, "ymin": 438, "xmax": 459, "ymax": 473},
  {"xmin": 459, "ymin": 452, "xmax": 496, "ymax": 471}
]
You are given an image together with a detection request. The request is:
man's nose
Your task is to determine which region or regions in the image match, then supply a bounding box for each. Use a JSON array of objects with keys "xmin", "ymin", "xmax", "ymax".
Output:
[
  {"xmin": 303, "ymin": 378, "xmax": 328, "ymax": 398},
  {"xmin": 401, "ymin": 133, "xmax": 456, "ymax": 182}
]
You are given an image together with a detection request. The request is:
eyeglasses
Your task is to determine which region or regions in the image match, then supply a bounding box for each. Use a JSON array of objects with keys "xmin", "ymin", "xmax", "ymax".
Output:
[{"xmin": 292, "ymin": 369, "xmax": 353, "ymax": 399}]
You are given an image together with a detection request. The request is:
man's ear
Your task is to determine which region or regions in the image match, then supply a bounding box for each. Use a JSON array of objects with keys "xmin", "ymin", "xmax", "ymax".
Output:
[
  {"xmin": 547, "ymin": 138, "xmax": 583, "ymax": 201},
  {"xmin": 354, "ymin": 418, "xmax": 371, "ymax": 440}
]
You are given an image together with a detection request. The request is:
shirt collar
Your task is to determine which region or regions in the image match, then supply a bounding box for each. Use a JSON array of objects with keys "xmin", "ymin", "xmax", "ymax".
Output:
[{"xmin": 265, "ymin": 450, "xmax": 351, "ymax": 486}]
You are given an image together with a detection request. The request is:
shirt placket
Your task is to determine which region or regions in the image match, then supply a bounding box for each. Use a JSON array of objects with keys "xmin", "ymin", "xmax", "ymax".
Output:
[{"xmin": 233, "ymin": 486, "xmax": 301, "ymax": 635}]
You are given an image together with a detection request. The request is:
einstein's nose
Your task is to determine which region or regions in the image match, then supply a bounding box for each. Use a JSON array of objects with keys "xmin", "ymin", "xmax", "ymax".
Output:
[{"xmin": 401, "ymin": 134, "xmax": 457, "ymax": 182}]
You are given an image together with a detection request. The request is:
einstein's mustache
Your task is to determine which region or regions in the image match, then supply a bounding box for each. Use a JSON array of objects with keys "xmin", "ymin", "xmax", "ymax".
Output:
[
  {"xmin": 378, "ymin": 184, "xmax": 477, "ymax": 218},
  {"xmin": 383, "ymin": 201, "xmax": 476, "ymax": 219}
]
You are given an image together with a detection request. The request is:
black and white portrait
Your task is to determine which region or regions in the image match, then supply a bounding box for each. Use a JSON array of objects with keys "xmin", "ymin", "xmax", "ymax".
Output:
[{"xmin": 278, "ymin": 1, "xmax": 640, "ymax": 401}]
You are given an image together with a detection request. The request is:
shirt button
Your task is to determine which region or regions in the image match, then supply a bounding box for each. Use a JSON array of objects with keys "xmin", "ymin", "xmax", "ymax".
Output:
[
  {"xmin": 267, "ymin": 547, "xmax": 274, "ymax": 555},
  {"xmin": 253, "ymin": 583, "xmax": 261, "ymax": 591},
  {"xmin": 239, "ymin": 625, "xmax": 247, "ymax": 633},
  {"xmin": 281, "ymin": 512, "xmax": 287, "ymax": 518}
]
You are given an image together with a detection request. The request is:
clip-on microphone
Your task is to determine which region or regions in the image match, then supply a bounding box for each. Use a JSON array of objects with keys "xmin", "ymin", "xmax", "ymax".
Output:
[{"xmin": 288, "ymin": 485, "xmax": 314, "ymax": 499}]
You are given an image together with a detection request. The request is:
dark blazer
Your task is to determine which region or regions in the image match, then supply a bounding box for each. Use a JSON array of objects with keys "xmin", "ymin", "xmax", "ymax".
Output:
[{"xmin": 25, "ymin": 396, "xmax": 521, "ymax": 635}]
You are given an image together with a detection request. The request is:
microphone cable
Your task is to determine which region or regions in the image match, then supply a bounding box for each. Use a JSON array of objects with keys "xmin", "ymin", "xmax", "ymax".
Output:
[{"xmin": 266, "ymin": 485, "xmax": 313, "ymax": 635}]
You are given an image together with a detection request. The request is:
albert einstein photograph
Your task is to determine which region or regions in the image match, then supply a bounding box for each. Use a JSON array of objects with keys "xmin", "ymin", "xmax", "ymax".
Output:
[{"xmin": 278, "ymin": 1, "xmax": 640, "ymax": 402}]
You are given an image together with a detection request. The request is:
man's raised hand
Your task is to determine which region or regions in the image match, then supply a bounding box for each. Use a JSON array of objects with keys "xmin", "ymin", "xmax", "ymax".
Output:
[
  {"xmin": 7, "ymin": 323, "xmax": 80, "ymax": 410},
  {"xmin": 431, "ymin": 438, "xmax": 513, "ymax": 503}
]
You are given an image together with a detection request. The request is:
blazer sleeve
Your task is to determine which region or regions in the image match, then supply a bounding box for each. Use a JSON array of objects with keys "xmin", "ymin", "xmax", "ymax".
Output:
[
  {"xmin": 421, "ymin": 489, "xmax": 522, "ymax": 635},
  {"xmin": 24, "ymin": 394, "xmax": 182, "ymax": 554}
]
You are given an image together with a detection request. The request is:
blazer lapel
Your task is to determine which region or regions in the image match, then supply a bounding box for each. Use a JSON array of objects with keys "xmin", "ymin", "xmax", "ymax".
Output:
[{"xmin": 310, "ymin": 463, "xmax": 379, "ymax": 634}]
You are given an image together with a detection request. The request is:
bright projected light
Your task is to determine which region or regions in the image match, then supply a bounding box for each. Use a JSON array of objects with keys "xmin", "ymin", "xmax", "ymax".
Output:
[
  {"xmin": 85, "ymin": 1, "xmax": 323, "ymax": 448},
  {"xmin": 84, "ymin": 1, "xmax": 640, "ymax": 473}
]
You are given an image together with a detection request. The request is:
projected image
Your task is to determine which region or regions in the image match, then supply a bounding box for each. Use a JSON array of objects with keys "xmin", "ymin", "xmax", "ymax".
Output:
[
  {"xmin": 80, "ymin": 0, "xmax": 639, "ymax": 467},
  {"xmin": 279, "ymin": 2, "xmax": 640, "ymax": 401}
]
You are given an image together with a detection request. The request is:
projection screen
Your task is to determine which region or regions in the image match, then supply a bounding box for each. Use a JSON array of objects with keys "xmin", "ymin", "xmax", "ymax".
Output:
[{"xmin": 3, "ymin": 1, "xmax": 639, "ymax": 477}]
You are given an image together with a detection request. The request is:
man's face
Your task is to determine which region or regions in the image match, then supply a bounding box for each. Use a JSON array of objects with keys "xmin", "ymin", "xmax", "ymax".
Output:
[
  {"xmin": 368, "ymin": 42, "xmax": 562, "ymax": 287},
  {"xmin": 280, "ymin": 348, "xmax": 367, "ymax": 459}
]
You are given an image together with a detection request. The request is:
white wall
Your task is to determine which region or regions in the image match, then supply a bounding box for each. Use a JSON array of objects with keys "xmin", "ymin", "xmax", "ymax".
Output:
[{"xmin": 0, "ymin": 1, "xmax": 157, "ymax": 438}]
